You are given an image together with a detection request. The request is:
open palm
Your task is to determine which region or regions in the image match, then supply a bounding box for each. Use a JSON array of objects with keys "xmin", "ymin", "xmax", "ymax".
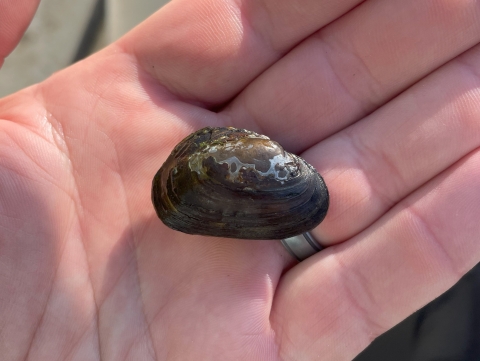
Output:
[{"xmin": 1, "ymin": 0, "xmax": 480, "ymax": 360}]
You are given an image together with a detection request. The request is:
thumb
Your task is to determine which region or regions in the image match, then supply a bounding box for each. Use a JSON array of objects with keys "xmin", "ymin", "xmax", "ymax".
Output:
[{"xmin": 0, "ymin": 0, "xmax": 40, "ymax": 68}]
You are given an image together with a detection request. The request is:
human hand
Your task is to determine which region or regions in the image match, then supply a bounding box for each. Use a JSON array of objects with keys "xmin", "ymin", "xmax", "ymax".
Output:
[{"xmin": 1, "ymin": 0, "xmax": 480, "ymax": 360}]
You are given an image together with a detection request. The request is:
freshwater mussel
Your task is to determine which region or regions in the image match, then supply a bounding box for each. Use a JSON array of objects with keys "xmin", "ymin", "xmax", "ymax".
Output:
[{"xmin": 152, "ymin": 127, "xmax": 329, "ymax": 239}]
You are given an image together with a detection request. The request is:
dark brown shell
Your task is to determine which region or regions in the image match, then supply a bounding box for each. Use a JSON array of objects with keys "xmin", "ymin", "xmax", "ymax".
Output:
[{"xmin": 151, "ymin": 127, "xmax": 329, "ymax": 239}]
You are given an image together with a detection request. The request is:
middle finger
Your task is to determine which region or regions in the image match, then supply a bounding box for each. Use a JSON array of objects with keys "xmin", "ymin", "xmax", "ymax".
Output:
[
  {"xmin": 306, "ymin": 44, "xmax": 480, "ymax": 244},
  {"xmin": 223, "ymin": 0, "xmax": 480, "ymax": 152}
]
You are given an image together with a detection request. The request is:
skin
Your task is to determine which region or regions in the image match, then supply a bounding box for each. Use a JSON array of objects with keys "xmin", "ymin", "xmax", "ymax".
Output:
[{"xmin": 1, "ymin": 0, "xmax": 480, "ymax": 360}]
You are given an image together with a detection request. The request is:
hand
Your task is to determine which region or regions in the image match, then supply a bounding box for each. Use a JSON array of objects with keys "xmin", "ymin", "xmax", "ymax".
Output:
[{"xmin": 1, "ymin": 0, "xmax": 480, "ymax": 360}]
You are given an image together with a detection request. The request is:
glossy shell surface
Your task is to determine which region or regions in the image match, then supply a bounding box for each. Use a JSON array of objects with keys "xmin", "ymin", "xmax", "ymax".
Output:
[{"xmin": 152, "ymin": 127, "xmax": 329, "ymax": 239}]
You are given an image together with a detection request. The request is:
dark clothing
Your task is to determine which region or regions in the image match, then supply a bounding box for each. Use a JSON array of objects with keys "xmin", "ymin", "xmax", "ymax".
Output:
[{"xmin": 355, "ymin": 263, "xmax": 480, "ymax": 361}]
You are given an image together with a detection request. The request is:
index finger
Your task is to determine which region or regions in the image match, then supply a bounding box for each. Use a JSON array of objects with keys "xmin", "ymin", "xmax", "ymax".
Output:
[{"xmin": 119, "ymin": 0, "xmax": 362, "ymax": 105}]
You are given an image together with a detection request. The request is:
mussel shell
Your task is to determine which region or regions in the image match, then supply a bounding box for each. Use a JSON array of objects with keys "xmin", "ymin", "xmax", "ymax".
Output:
[{"xmin": 152, "ymin": 127, "xmax": 329, "ymax": 240}]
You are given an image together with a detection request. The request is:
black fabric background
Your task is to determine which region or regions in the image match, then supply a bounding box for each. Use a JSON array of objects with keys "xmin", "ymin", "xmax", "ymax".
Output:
[{"xmin": 355, "ymin": 263, "xmax": 480, "ymax": 361}]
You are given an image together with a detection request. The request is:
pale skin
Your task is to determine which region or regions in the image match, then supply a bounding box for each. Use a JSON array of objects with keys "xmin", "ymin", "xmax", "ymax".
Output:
[{"xmin": 1, "ymin": 0, "xmax": 480, "ymax": 360}]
